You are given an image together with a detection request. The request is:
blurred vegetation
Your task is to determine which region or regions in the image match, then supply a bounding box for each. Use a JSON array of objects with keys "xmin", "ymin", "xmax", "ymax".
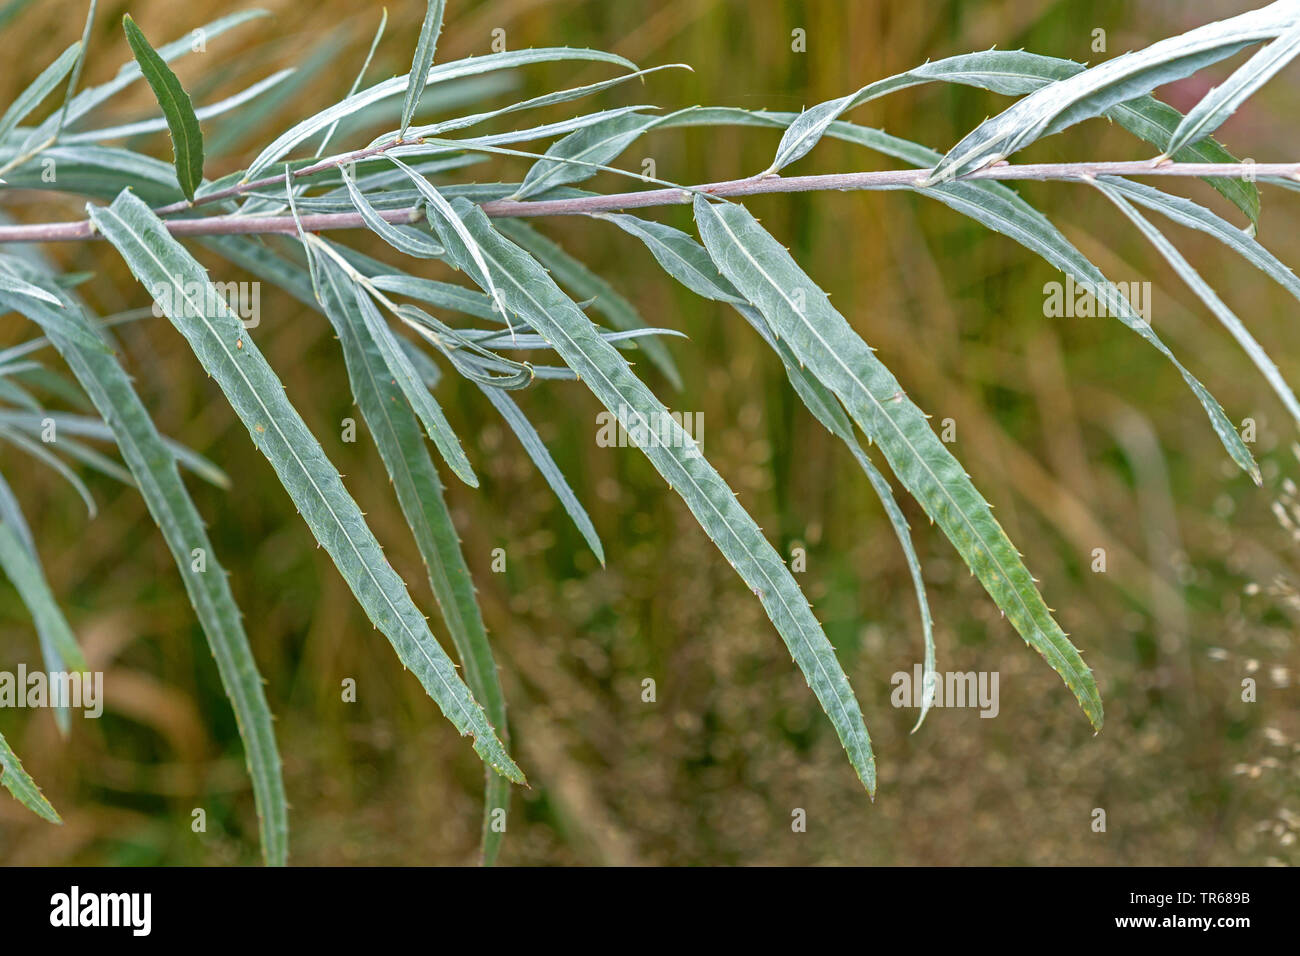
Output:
[{"xmin": 0, "ymin": 0, "xmax": 1297, "ymax": 864}]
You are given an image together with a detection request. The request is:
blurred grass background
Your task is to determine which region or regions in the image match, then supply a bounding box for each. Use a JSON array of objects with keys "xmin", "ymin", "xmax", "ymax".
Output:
[{"xmin": 1, "ymin": 0, "xmax": 1297, "ymax": 865}]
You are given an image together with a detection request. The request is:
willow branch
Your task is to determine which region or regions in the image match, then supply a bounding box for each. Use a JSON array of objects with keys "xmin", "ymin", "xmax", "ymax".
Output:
[{"xmin": 1, "ymin": 160, "xmax": 1296, "ymax": 243}]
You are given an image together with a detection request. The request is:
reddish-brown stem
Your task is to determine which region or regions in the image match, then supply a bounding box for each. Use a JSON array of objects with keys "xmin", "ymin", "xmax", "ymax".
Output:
[{"xmin": 0, "ymin": 160, "xmax": 1295, "ymax": 243}]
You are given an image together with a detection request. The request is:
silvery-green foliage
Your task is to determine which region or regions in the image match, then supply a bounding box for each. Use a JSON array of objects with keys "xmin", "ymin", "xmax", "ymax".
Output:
[{"xmin": 1, "ymin": 1, "xmax": 1297, "ymax": 866}]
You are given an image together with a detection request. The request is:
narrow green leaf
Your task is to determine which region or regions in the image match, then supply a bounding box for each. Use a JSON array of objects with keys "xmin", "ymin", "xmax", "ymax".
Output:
[
  {"xmin": 0, "ymin": 423, "xmax": 97, "ymax": 517},
  {"xmin": 339, "ymin": 165, "xmax": 445, "ymax": 258},
  {"xmin": 1096, "ymin": 176, "xmax": 1300, "ymax": 306},
  {"xmin": 924, "ymin": 1, "xmax": 1297, "ymax": 184},
  {"xmin": 434, "ymin": 198, "xmax": 877, "ymax": 793},
  {"xmin": 774, "ymin": 120, "xmax": 1259, "ymax": 482},
  {"xmin": 1093, "ymin": 179, "xmax": 1300, "ymax": 427},
  {"xmin": 0, "ymin": 42, "xmax": 80, "ymax": 146},
  {"xmin": 0, "ymin": 729, "xmax": 60, "ymax": 823},
  {"xmin": 245, "ymin": 47, "xmax": 637, "ymax": 180},
  {"xmin": 87, "ymin": 189, "xmax": 522, "ymax": 785},
  {"xmin": 0, "ymin": 520, "xmax": 87, "ymax": 673},
  {"xmin": 121, "ymin": 14, "xmax": 204, "ymax": 202},
  {"xmin": 695, "ymin": 196, "xmax": 1103, "ymax": 730},
  {"xmin": 315, "ymin": 10, "xmax": 386, "ymax": 159},
  {"xmin": 402, "ymin": 0, "xmax": 446, "ymax": 137},
  {"xmin": 598, "ymin": 212, "xmax": 938, "ymax": 728},
  {"xmin": 1167, "ymin": 18, "xmax": 1300, "ymax": 156},
  {"xmin": 0, "ymin": 265, "xmax": 62, "ymax": 306},
  {"xmin": 342, "ymin": 267, "xmax": 479, "ymax": 486},
  {"xmin": 0, "ymin": 276, "xmax": 288, "ymax": 865},
  {"xmin": 387, "ymin": 156, "xmax": 510, "ymax": 323},
  {"xmin": 478, "ymin": 383, "xmax": 605, "ymax": 565},
  {"xmin": 313, "ymin": 254, "xmax": 513, "ymax": 864},
  {"xmin": 398, "ymin": 64, "xmax": 688, "ymax": 145},
  {"xmin": 495, "ymin": 218, "xmax": 682, "ymax": 390},
  {"xmin": 512, "ymin": 111, "xmax": 663, "ymax": 199}
]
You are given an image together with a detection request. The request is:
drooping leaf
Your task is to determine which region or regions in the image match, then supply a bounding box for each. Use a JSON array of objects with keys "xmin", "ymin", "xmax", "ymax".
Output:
[
  {"xmin": 478, "ymin": 383, "xmax": 605, "ymax": 565},
  {"xmin": 1093, "ymin": 178, "xmax": 1300, "ymax": 427},
  {"xmin": 121, "ymin": 14, "xmax": 205, "ymax": 201},
  {"xmin": 87, "ymin": 189, "xmax": 522, "ymax": 785},
  {"xmin": 433, "ymin": 197, "xmax": 877, "ymax": 793},
  {"xmin": 312, "ymin": 253, "xmax": 513, "ymax": 864},
  {"xmin": 495, "ymin": 218, "xmax": 682, "ymax": 389},
  {"xmin": 0, "ymin": 275, "xmax": 288, "ymax": 865},
  {"xmin": 0, "ymin": 520, "xmax": 86, "ymax": 673},
  {"xmin": 694, "ymin": 196, "xmax": 1103, "ymax": 730},
  {"xmin": 596, "ymin": 211, "xmax": 939, "ymax": 727}
]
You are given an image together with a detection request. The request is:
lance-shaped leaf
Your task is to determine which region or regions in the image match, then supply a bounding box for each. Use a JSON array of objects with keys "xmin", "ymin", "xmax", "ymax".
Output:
[
  {"xmin": 311, "ymin": 250, "xmax": 513, "ymax": 865},
  {"xmin": 87, "ymin": 189, "xmax": 523, "ymax": 786},
  {"xmin": 741, "ymin": 49, "xmax": 1259, "ymax": 223},
  {"xmin": 401, "ymin": 0, "xmax": 445, "ymax": 137},
  {"xmin": 433, "ymin": 197, "xmax": 877, "ymax": 793},
  {"xmin": 0, "ymin": 278, "xmax": 288, "ymax": 866},
  {"xmin": 478, "ymin": 383, "xmax": 605, "ymax": 565},
  {"xmin": 348, "ymin": 279, "xmax": 478, "ymax": 486},
  {"xmin": 802, "ymin": 121, "xmax": 1260, "ymax": 482},
  {"xmin": 339, "ymin": 165, "xmax": 445, "ymax": 258},
  {"xmin": 398, "ymin": 64, "xmax": 687, "ymax": 145},
  {"xmin": 598, "ymin": 212, "xmax": 938, "ymax": 728},
  {"xmin": 245, "ymin": 47, "xmax": 637, "ymax": 179},
  {"xmin": 1095, "ymin": 176, "xmax": 1300, "ymax": 307},
  {"xmin": 24, "ymin": 10, "xmax": 266, "ymax": 143},
  {"xmin": 0, "ymin": 268, "xmax": 63, "ymax": 306},
  {"xmin": 495, "ymin": 218, "xmax": 682, "ymax": 389},
  {"xmin": 0, "ymin": 42, "xmax": 81, "ymax": 146},
  {"xmin": 0, "ymin": 729, "xmax": 59, "ymax": 823},
  {"xmin": 1167, "ymin": 18, "xmax": 1300, "ymax": 156},
  {"xmin": 923, "ymin": 0, "xmax": 1299, "ymax": 184},
  {"xmin": 122, "ymin": 15, "xmax": 204, "ymax": 202},
  {"xmin": 695, "ymin": 196, "xmax": 1102, "ymax": 730},
  {"xmin": 1092, "ymin": 179, "xmax": 1300, "ymax": 428},
  {"xmin": 511, "ymin": 110, "xmax": 664, "ymax": 199},
  {"xmin": 0, "ymin": 520, "xmax": 87, "ymax": 674}
]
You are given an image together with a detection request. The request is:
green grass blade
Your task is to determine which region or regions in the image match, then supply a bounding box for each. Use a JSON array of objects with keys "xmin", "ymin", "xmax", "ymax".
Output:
[
  {"xmin": 435, "ymin": 198, "xmax": 877, "ymax": 793},
  {"xmin": 122, "ymin": 15, "xmax": 204, "ymax": 201},
  {"xmin": 87, "ymin": 189, "xmax": 522, "ymax": 785},
  {"xmin": 695, "ymin": 196, "xmax": 1103, "ymax": 731}
]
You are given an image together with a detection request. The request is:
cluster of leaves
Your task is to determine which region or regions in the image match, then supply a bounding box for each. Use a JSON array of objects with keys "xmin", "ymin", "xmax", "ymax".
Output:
[{"xmin": 1, "ymin": 0, "xmax": 1299, "ymax": 865}]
